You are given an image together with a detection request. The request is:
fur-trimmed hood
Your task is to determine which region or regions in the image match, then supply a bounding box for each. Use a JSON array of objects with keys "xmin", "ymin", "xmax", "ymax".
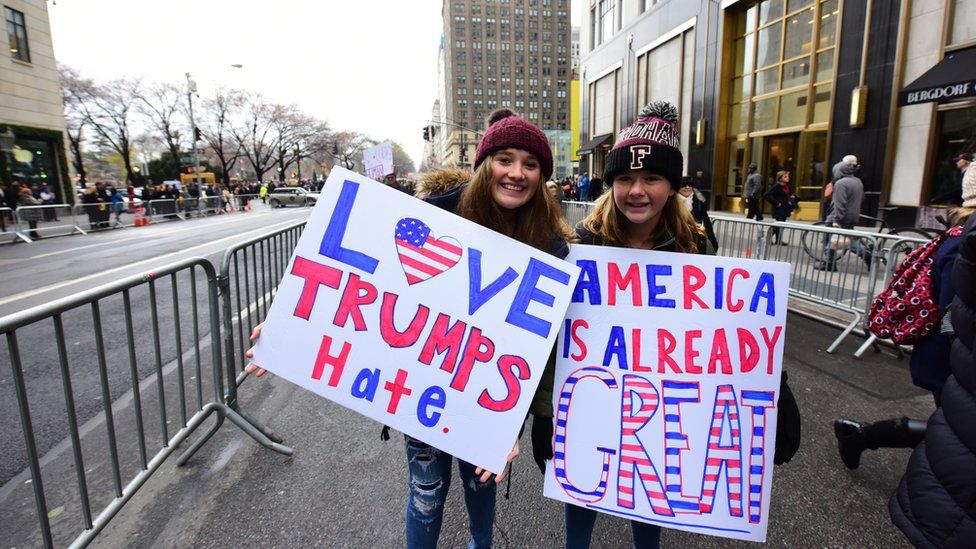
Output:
[{"xmin": 414, "ymin": 169, "xmax": 469, "ymax": 200}]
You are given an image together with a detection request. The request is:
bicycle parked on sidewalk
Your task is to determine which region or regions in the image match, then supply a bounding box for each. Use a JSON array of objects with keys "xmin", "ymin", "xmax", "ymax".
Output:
[{"xmin": 800, "ymin": 206, "xmax": 941, "ymax": 266}]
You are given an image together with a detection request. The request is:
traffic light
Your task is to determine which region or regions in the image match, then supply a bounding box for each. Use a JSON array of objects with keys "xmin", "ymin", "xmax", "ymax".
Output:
[
  {"xmin": 423, "ymin": 126, "xmax": 430, "ymax": 141},
  {"xmin": 193, "ymin": 127, "xmax": 202, "ymax": 141}
]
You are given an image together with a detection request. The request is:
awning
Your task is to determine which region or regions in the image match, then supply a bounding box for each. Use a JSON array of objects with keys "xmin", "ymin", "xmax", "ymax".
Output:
[
  {"xmin": 576, "ymin": 133, "xmax": 613, "ymax": 156},
  {"xmin": 899, "ymin": 47, "xmax": 976, "ymax": 107}
]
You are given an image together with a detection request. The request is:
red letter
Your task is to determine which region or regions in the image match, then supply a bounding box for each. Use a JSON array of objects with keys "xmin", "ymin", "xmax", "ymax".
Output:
[
  {"xmin": 379, "ymin": 292, "xmax": 430, "ymax": 347},
  {"xmin": 707, "ymin": 328, "xmax": 733, "ymax": 374},
  {"xmin": 383, "ymin": 368, "xmax": 413, "ymax": 414},
  {"xmin": 737, "ymin": 328, "xmax": 760, "ymax": 373},
  {"xmin": 760, "ymin": 326, "xmax": 783, "ymax": 374},
  {"xmin": 608, "ymin": 262, "xmax": 643, "ymax": 306},
  {"xmin": 685, "ymin": 330, "xmax": 703, "ymax": 374},
  {"xmin": 682, "ymin": 265, "xmax": 709, "ymax": 310},
  {"xmin": 477, "ymin": 354, "xmax": 530, "ymax": 411},
  {"xmin": 452, "ymin": 327, "xmax": 495, "ymax": 391},
  {"xmin": 418, "ymin": 313, "xmax": 467, "ymax": 374},
  {"xmin": 571, "ymin": 319, "xmax": 589, "ymax": 361},
  {"xmin": 726, "ymin": 269, "xmax": 750, "ymax": 312},
  {"xmin": 290, "ymin": 256, "xmax": 342, "ymax": 320},
  {"xmin": 657, "ymin": 329, "xmax": 681, "ymax": 374},
  {"xmin": 632, "ymin": 329, "xmax": 652, "ymax": 372},
  {"xmin": 333, "ymin": 273, "xmax": 378, "ymax": 330},
  {"xmin": 310, "ymin": 334, "xmax": 352, "ymax": 387}
]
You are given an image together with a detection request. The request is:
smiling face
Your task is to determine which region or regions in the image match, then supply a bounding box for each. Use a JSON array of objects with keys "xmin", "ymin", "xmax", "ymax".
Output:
[
  {"xmin": 489, "ymin": 148, "xmax": 542, "ymax": 210},
  {"xmin": 612, "ymin": 170, "xmax": 675, "ymax": 232}
]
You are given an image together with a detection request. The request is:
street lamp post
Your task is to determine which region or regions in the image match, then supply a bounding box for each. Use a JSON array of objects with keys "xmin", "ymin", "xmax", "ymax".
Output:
[{"xmin": 185, "ymin": 73, "xmax": 202, "ymax": 192}]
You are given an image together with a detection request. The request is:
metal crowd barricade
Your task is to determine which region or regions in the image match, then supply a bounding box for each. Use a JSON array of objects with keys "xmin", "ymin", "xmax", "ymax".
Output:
[
  {"xmin": 1, "ymin": 206, "xmax": 27, "ymax": 243},
  {"xmin": 15, "ymin": 204, "xmax": 86, "ymax": 241},
  {"xmin": 73, "ymin": 203, "xmax": 128, "ymax": 232},
  {"xmin": 232, "ymin": 193, "xmax": 260, "ymax": 213},
  {"xmin": 0, "ymin": 258, "xmax": 291, "ymax": 548},
  {"xmin": 199, "ymin": 196, "xmax": 222, "ymax": 216},
  {"xmin": 561, "ymin": 200, "xmax": 592, "ymax": 228},
  {"xmin": 145, "ymin": 199, "xmax": 183, "ymax": 222}
]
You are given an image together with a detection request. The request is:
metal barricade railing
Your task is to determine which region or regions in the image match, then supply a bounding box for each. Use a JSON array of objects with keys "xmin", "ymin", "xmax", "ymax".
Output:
[
  {"xmin": 0, "ymin": 257, "xmax": 291, "ymax": 548},
  {"xmin": 73, "ymin": 203, "xmax": 126, "ymax": 232},
  {"xmin": 562, "ymin": 200, "xmax": 592, "ymax": 228},
  {"xmin": 14, "ymin": 204, "xmax": 85, "ymax": 242},
  {"xmin": 231, "ymin": 193, "xmax": 261, "ymax": 213},
  {"xmin": 1, "ymin": 206, "xmax": 26, "ymax": 243},
  {"xmin": 145, "ymin": 199, "xmax": 183, "ymax": 222}
]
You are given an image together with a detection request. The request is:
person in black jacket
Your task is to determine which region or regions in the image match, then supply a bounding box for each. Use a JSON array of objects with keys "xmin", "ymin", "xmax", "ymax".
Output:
[
  {"xmin": 763, "ymin": 170, "xmax": 796, "ymax": 245},
  {"xmin": 888, "ymin": 213, "xmax": 976, "ymax": 547},
  {"xmin": 678, "ymin": 176, "xmax": 719, "ymax": 253}
]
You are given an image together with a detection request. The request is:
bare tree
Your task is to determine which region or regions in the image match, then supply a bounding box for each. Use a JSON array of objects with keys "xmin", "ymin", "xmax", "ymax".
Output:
[
  {"xmin": 199, "ymin": 87, "xmax": 244, "ymax": 186},
  {"xmin": 135, "ymin": 82, "xmax": 186, "ymax": 176},
  {"xmin": 331, "ymin": 130, "xmax": 376, "ymax": 172},
  {"xmin": 230, "ymin": 92, "xmax": 277, "ymax": 183},
  {"xmin": 390, "ymin": 141, "xmax": 417, "ymax": 175},
  {"xmin": 77, "ymin": 78, "xmax": 142, "ymax": 183},
  {"xmin": 58, "ymin": 64, "xmax": 96, "ymax": 185}
]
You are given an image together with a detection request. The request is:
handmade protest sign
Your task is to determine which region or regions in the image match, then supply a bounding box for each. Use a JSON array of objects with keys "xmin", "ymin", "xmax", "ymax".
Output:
[
  {"xmin": 363, "ymin": 141, "xmax": 394, "ymax": 180},
  {"xmin": 542, "ymin": 244, "xmax": 789, "ymax": 542},
  {"xmin": 251, "ymin": 167, "xmax": 580, "ymax": 473}
]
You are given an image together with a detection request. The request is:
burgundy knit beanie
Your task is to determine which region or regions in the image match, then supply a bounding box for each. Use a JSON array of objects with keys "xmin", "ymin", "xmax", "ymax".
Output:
[
  {"xmin": 603, "ymin": 101, "xmax": 683, "ymax": 189},
  {"xmin": 474, "ymin": 108, "xmax": 553, "ymax": 180}
]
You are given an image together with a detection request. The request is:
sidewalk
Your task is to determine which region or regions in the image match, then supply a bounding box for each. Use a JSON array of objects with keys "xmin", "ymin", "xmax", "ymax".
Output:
[{"xmin": 82, "ymin": 312, "xmax": 926, "ymax": 548}]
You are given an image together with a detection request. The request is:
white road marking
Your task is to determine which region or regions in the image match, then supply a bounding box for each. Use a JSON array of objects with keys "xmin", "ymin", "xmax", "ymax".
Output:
[{"xmin": 0, "ymin": 218, "xmax": 305, "ymax": 307}]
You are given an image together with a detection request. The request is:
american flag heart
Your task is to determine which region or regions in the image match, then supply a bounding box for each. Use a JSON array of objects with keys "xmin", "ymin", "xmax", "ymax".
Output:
[{"xmin": 394, "ymin": 217, "xmax": 463, "ymax": 285}]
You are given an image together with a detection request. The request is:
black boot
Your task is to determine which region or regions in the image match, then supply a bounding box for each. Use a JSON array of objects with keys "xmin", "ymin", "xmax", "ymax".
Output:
[{"xmin": 834, "ymin": 419, "xmax": 866, "ymax": 469}]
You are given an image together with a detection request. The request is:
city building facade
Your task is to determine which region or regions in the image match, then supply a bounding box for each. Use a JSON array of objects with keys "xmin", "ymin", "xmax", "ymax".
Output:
[
  {"xmin": 439, "ymin": 0, "xmax": 573, "ymax": 175},
  {"xmin": 1, "ymin": 0, "xmax": 70, "ymax": 201},
  {"xmin": 578, "ymin": 0, "xmax": 976, "ymax": 224}
]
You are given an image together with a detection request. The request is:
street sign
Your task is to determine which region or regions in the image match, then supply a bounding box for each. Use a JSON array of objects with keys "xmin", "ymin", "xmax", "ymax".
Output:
[{"xmin": 180, "ymin": 156, "xmax": 195, "ymax": 163}]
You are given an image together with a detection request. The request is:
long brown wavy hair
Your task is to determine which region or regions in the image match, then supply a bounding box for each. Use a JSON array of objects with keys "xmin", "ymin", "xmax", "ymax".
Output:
[
  {"xmin": 455, "ymin": 154, "xmax": 575, "ymax": 251},
  {"xmin": 581, "ymin": 179, "xmax": 704, "ymax": 252}
]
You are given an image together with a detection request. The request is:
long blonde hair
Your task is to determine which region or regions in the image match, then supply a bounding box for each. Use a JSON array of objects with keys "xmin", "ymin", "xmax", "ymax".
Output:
[
  {"xmin": 582, "ymin": 181, "xmax": 704, "ymax": 252},
  {"xmin": 455, "ymin": 154, "xmax": 575, "ymax": 251}
]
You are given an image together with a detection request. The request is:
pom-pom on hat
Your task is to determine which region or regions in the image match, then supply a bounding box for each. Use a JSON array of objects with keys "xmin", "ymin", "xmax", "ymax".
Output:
[
  {"xmin": 603, "ymin": 100, "xmax": 683, "ymax": 188},
  {"xmin": 474, "ymin": 108, "xmax": 554, "ymax": 180}
]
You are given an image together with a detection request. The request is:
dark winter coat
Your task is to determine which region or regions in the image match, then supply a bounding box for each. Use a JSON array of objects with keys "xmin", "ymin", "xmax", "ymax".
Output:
[
  {"xmin": 890, "ymin": 214, "xmax": 976, "ymax": 547},
  {"xmin": 420, "ymin": 169, "xmax": 570, "ymax": 417},
  {"xmin": 827, "ymin": 162, "xmax": 864, "ymax": 227},
  {"xmin": 909, "ymin": 233, "xmax": 963, "ymax": 397},
  {"xmin": 764, "ymin": 181, "xmax": 794, "ymax": 221}
]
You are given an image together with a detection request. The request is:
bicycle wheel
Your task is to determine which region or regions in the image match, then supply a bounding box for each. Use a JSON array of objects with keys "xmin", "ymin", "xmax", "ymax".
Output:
[
  {"xmin": 801, "ymin": 221, "xmax": 832, "ymax": 261},
  {"xmin": 887, "ymin": 227, "xmax": 937, "ymax": 255}
]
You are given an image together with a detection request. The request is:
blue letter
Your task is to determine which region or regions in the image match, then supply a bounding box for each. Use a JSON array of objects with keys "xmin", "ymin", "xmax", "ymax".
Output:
[
  {"xmin": 319, "ymin": 180, "xmax": 379, "ymax": 274},
  {"xmin": 646, "ymin": 264, "xmax": 675, "ymax": 308},
  {"xmin": 350, "ymin": 367, "xmax": 380, "ymax": 401},
  {"xmin": 603, "ymin": 326, "xmax": 629, "ymax": 369},
  {"xmin": 714, "ymin": 267, "xmax": 724, "ymax": 310},
  {"xmin": 749, "ymin": 272, "xmax": 776, "ymax": 317},
  {"xmin": 506, "ymin": 258, "xmax": 572, "ymax": 338},
  {"xmin": 572, "ymin": 259, "xmax": 602, "ymax": 304},
  {"xmin": 417, "ymin": 385, "xmax": 447, "ymax": 427},
  {"xmin": 468, "ymin": 248, "xmax": 519, "ymax": 315}
]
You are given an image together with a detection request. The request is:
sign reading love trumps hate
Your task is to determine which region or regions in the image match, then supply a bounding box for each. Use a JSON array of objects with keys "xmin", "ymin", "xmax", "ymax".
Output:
[
  {"xmin": 543, "ymin": 244, "xmax": 789, "ymax": 542},
  {"xmin": 252, "ymin": 167, "xmax": 580, "ymax": 473}
]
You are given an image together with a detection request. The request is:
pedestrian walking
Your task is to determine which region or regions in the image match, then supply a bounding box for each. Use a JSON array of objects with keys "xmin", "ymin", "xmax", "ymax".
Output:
[
  {"xmin": 243, "ymin": 107, "xmax": 574, "ymax": 549},
  {"xmin": 586, "ymin": 177, "xmax": 603, "ymax": 201},
  {"xmin": 39, "ymin": 185, "xmax": 57, "ymax": 221},
  {"xmin": 888, "ymin": 211, "xmax": 976, "ymax": 548},
  {"xmin": 679, "ymin": 176, "xmax": 719, "ymax": 252},
  {"xmin": 17, "ymin": 186, "xmax": 42, "ymax": 239},
  {"xmin": 815, "ymin": 158, "xmax": 865, "ymax": 271},
  {"xmin": 743, "ymin": 163, "xmax": 764, "ymax": 221},
  {"xmin": 763, "ymin": 170, "xmax": 796, "ymax": 245},
  {"xmin": 110, "ymin": 187, "xmax": 125, "ymax": 226}
]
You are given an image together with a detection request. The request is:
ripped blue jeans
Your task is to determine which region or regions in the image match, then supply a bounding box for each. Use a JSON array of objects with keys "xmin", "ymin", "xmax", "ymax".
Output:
[{"xmin": 405, "ymin": 436, "xmax": 496, "ymax": 549}]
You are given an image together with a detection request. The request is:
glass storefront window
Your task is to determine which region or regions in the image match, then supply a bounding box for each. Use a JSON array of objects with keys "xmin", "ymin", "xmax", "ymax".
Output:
[
  {"xmin": 815, "ymin": 49, "xmax": 834, "ymax": 83},
  {"xmin": 757, "ymin": 23, "xmax": 782, "ymax": 68},
  {"xmin": 727, "ymin": 140, "xmax": 747, "ymax": 195},
  {"xmin": 755, "ymin": 66, "xmax": 779, "ymax": 95},
  {"xmin": 787, "ymin": 0, "xmax": 814, "ymax": 13},
  {"xmin": 779, "ymin": 90, "xmax": 808, "ymax": 127},
  {"xmin": 754, "ymin": 97, "xmax": 778, "ymax": 131},
  {"xmin": 796, "ymin": 130, "xmax": 828, "ymax": 201},
  {"xmin": 5, "ymin": 138, "xmax": 60, "ymax": 199},
  {"xmin": 812, "ymin": 84, "xmax": 831, "ymax": 124},
  {"xmin": 759, "ymin": 0, "xmax": 784, "ymax": 26},
  {"xmin": 818, "ymin": 0, "xmax": 838, "ymax": 49},
  {"xmin": 732, "ymin": 76, "xmax": 752, "ymax": 103},
  {"xmin": 735, "ymin": 6, "xmax": 758, "ymax": 35},
  {"xmin": 782, "ymin": 57, "xmax": 810, "ymax": 89},
  {"xmin": 930, "ymin": 106, "xmax": 976, "ymax": 204},
  {"xmin": 730, "ymin": 103, "xmax": 750, "ymax": 135},
  {"xmin": 784, "ymin": 9, "xmax": 814, "ymax": 60}
]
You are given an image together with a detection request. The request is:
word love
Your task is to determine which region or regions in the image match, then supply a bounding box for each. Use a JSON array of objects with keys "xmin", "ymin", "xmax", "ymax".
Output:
[
  {"xmin": 553, "ymin": 367, "xmax": 775, "ymax": 524},
  {"xmin": 319, "ymin": 179, "xmax": 572, "ymax": 339},
  {"xmin": 573, "ymin": 260, "xmax": 778, "ymax": 317}
]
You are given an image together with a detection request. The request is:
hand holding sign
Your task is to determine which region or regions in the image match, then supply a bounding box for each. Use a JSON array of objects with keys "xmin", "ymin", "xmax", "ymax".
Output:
[{"xmin": 244, "ymin": 323, "xmax": 267, "ymax": 377}]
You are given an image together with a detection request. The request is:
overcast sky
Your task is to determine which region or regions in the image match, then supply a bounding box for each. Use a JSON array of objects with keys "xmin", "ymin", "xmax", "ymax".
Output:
[{"xmin": 49, "ymin": 0, "xmax": 582, "ymax": 171}]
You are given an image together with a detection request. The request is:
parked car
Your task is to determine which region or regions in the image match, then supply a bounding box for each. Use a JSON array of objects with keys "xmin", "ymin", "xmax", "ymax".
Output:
[{"xmin": 268, "ymin": 187, "xmax": 319, "ymax": 207}]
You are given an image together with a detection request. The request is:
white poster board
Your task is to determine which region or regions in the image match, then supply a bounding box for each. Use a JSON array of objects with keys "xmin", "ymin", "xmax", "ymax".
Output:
[
  {"xmin": 363, "ymin": 141, "xmax": 394, "ymax": 180},
  {"xmin": 252, "ymin": 167, "xmax": 580, "ymax": 473},
  {"xmin": 543, "ymin": 244, "xmax": 790, "ymax": 542}
]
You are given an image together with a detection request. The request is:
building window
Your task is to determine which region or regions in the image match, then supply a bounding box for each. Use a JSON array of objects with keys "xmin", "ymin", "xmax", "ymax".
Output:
[
  {"xmin": 5, "ymin": 7, "xmax": 30, "ymax": 63},
  {"xmin": 598, "ymin": 0, "xmax": 615, "ymax": 46}
]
